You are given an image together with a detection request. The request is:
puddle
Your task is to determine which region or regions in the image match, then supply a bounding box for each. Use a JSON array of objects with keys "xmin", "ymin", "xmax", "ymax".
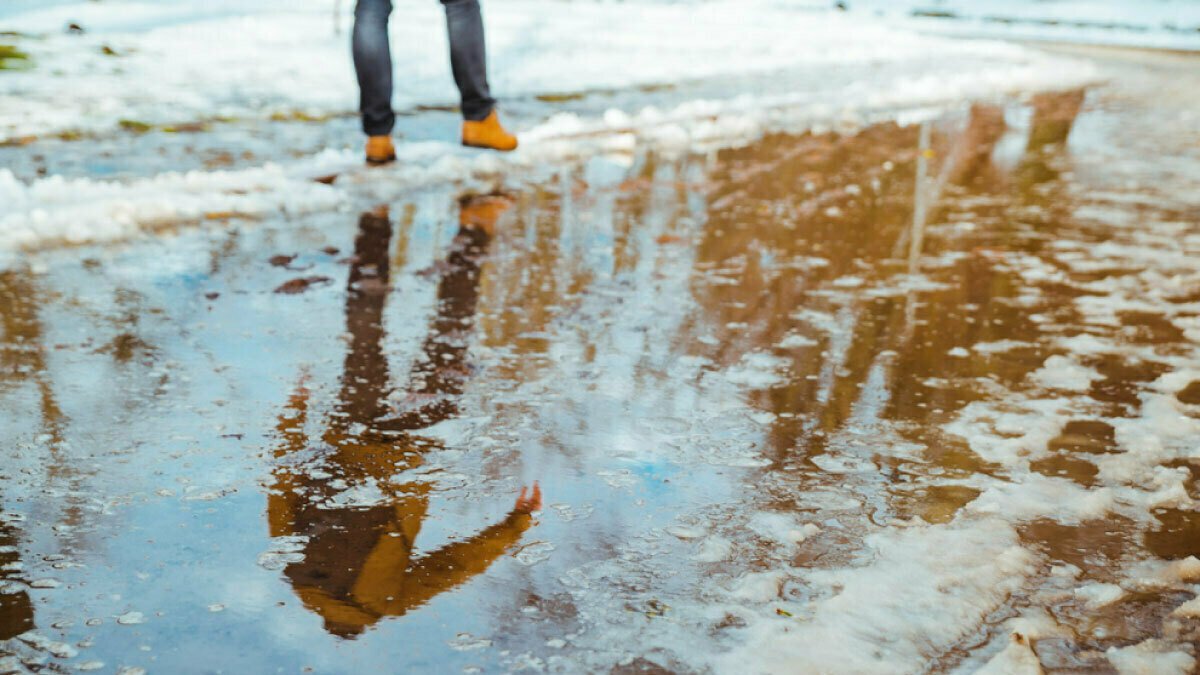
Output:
[{"xmin": 0, "ymin": 50, "xmax": 1198, "ymax": 673}]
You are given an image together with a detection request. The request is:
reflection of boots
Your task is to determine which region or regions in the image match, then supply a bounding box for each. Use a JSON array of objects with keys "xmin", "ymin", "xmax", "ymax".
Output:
[
  {"xmin": 458, "ymin": 193, "xmax": 514, "ymax": 236},
  {"xmin": 365, "ymin": 136, "xmax": 396, "ymax": 165},
  {"xmin": 461, "ymin": 111, "xmax": 518, "ymax": 152}
]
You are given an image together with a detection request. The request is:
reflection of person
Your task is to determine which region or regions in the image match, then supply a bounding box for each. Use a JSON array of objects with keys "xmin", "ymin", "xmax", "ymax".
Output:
[
  {"xmin": 0, "ymin": 521, "xmax": 34, "ymax": 640},
  {"xmin": 268, "ymin": 199, "xmax": 539, "ymax": 638},
  {"xmin": 353, "ymin": 0, "xmax": 518, "ymax": 165}
]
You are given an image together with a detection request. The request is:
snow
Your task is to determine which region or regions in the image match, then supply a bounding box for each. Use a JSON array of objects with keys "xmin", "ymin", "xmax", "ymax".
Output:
[
  {"xmin": 974, "ymin": 633, "xmax": 1043, "ymax": 675},
  {"xmin": 1072, "ymin": 582, "xmax": 1127, "ymax": 608},
  {"xmin": 1106, "ymin": 640, "xmax": 1197, "ymax": 675},
  {"xmin": 0, "ymin": 0, "xmax": 1095, "ymax": 142},
  {"xmin": 0, "ymin": 0, "xmax": 1107, "ymax": 254},
  {"xmin": 1029, "ymin": 355, "xmax": 1102, "ymax": 393},
  {"xmin": 716, "ymin": 520, "xmax": 1037, "ymax": 675},
  {"xmin": 0, "ymin": 164, "xmax": 343, "ymax": 252},
  {"xmin": 852, "ymin": 0, "xmax": 1200, "ymax": 51},
  {"xmin": 1, "ymin": 2, "xmax": 1198, "ymax": 672}
]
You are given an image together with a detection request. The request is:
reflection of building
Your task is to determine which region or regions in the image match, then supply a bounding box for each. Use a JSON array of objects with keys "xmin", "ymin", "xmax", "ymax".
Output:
[{"xmin": 268, "ymin": 200, "xmax": 535, "ymax": 639}]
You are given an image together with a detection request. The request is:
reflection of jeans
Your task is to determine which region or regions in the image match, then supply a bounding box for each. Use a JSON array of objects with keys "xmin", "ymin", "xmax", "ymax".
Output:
[{"xmin": 353, "ymin": 0, "xmax": 497, "ymax": 136}]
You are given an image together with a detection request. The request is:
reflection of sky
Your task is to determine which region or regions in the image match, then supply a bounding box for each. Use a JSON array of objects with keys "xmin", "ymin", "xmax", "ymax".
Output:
[{"xmin": 3, "ymin": 160, "xmax": 764, "ymax": 670}]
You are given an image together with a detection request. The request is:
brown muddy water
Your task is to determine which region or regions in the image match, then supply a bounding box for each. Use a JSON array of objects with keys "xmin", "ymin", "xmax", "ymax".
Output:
[{"xmin": 1, "ymin": 49, "xmax": 1199, "ymax": 674}]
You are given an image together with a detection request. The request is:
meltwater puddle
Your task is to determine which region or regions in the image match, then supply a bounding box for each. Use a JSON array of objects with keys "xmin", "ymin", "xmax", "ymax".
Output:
[{"xmin": 0, "ymin": 50, "xmax": 1197, "ymax": 674}]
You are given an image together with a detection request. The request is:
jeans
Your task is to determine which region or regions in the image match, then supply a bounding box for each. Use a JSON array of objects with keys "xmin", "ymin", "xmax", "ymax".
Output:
[{"xmin": 353, "ymin": 0, "xmax": 497, "ymax": 136}]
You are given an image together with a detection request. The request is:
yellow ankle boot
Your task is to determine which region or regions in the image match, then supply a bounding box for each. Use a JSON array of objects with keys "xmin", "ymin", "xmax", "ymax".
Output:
[
  {"xmin": 365, "ymin": 136, "xmax": 396, "ymax": 165},
  {"xmin": 462, "ymin": 111, "xmax": 518, "ymax": 152}
]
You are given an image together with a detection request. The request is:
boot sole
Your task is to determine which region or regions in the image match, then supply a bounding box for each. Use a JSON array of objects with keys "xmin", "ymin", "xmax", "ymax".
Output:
[{"xmin": 461, "ymin": 141, "xmax": 518, "ymax": 152}]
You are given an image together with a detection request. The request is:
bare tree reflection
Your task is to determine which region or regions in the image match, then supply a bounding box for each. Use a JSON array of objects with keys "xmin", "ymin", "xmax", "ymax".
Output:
[
  {"xmin": 268, "ymin": 197, "xmax": 541, "ymax": 639},
  {"xmin": 1017, "ymin": 89, "xmax": 1086, "ymax": 192}
]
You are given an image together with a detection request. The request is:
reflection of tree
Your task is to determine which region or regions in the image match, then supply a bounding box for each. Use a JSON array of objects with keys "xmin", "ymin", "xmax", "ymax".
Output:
[
  {"xmin": 683, "ymin": 97, "xmax": 1071, "ymax": 468},
  {"xmin": 0, "ymin": 272, "xmax": 45, "ymax": 638},
  {"xmin": 688, "ymin": 125, "xmax": 923, "ymax": 457},
  {"xmin": 1016, "ymin": 89, "xmax": 1086, "ymax": 201},
  {"xmin": 474, "ymin": 188, "xmax": 563, "ymax": 382},
  {"xmin": 268, "ymin": 200, "xmax": 538, "ymax": 639}
]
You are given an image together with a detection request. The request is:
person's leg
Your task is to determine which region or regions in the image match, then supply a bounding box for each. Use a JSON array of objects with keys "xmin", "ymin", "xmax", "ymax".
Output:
[
  {"xmin": 353, "ymin": 0, "xmax": 395, "ymax": 137},
  {"xmin": 441, "ymin": 0, "xmax": 496, "ymax": 122}
]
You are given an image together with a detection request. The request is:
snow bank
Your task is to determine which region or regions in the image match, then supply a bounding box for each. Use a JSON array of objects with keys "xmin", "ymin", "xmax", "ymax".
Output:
[
  {"xmin": 0, "ymin": 0, "xmax": 1098, "ymax": 141},
  {"xmin": 0, "ymin": 165, "xmax": 342, "ymax": 252},
  {"xmin": 0, "ymin": 0, "xmax": 1105, "ymax": 255}
]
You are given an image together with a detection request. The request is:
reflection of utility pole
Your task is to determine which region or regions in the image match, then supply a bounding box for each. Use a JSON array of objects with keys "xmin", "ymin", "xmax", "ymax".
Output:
[
  {"xmin": 268, "ymin": 199, "xmax": 540, "ymax": 639},
  {"xmin": 906, "ymin": 121, "xmax": 933, "ymax": 277},
  {"xmin": 904, "ymin": 103, "xmax": 1006, "ymax": 278}
]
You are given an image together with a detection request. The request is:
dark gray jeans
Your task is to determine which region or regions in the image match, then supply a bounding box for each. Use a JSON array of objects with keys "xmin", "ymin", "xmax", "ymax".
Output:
[{"xmin": 353, "ymin": 0, "xmax": 497, "ymax": 136}]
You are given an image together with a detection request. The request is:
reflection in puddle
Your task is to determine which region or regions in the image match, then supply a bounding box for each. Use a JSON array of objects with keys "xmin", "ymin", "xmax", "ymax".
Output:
[
  {"xmin": 268, "ymin": 200, "xmax": 542, "ymax": 639},
  {"xmin": 1, "ymin": 60, "xmax": 1199, "ymax": 672},
  {"xmin": 0, "ymin": 521, "xmax": 33, "ymax": 641}
]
